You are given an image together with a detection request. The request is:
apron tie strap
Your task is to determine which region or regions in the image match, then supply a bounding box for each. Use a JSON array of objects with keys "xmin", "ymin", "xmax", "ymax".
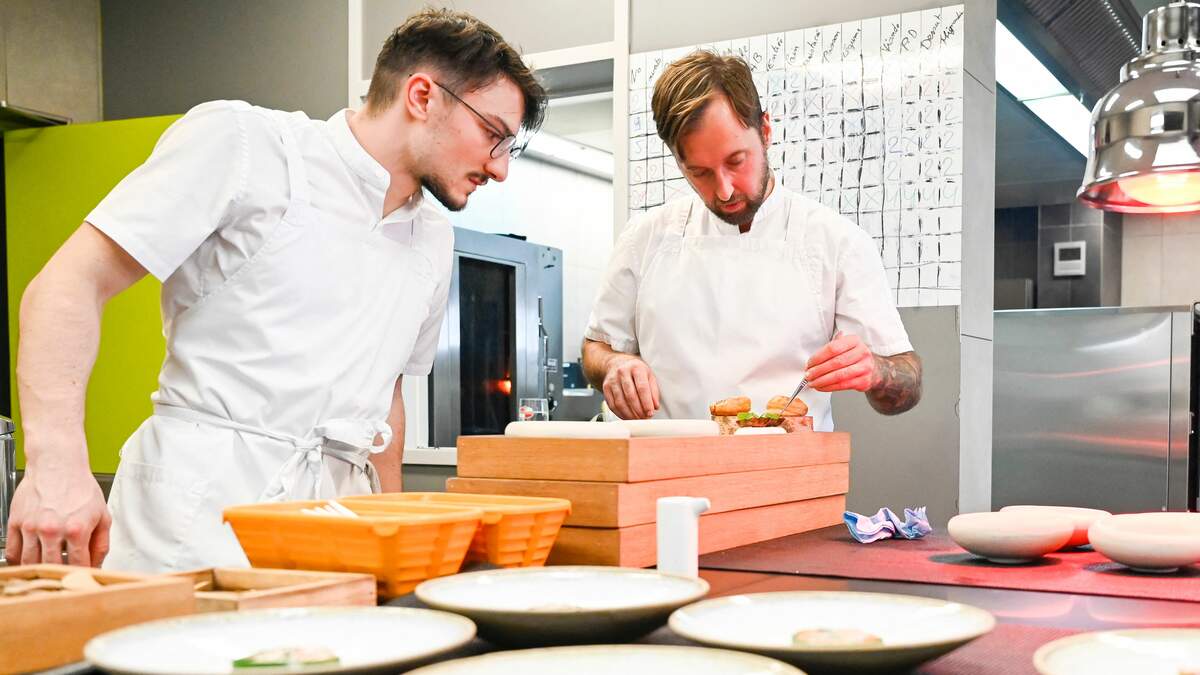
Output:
[{"xmin": 153, "ymin": 404, "xmax": 390, "ymax": 501}]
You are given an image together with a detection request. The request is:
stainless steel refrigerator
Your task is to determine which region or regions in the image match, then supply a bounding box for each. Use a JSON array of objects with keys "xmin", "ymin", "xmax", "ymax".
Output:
[{"xmin": 993, "ymin": 306, "xmax": 1197, "ymax": 513}]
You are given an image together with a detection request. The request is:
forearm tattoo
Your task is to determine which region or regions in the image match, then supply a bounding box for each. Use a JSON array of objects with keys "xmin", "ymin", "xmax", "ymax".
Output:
[{"xmin": 867, "ymin": 351, "xmax": 923, "ymax": 415}]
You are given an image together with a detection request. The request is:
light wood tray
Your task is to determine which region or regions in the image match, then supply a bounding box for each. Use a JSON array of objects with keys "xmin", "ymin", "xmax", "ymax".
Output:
[
  {"xmin": 449, "ymin": 463, "xmax": 848, "ymax": 528},
  {"xmin": 456, "ymin": 431, "xmax": 850, "ymax": 482},
  {"xmin": 171, "ymin": 567, "xmax": 377, "ymax": 612},
  {"xmin": 0, "ymin": 564, "xmax": 194, "ymax": 673},
  {"xmin": 545, "ymin": 494, "xmax": 846, "ymax": 567}
]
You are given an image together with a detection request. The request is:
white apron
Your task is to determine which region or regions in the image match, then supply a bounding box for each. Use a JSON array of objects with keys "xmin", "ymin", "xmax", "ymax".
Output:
[
  {"xmin": 104, "ymin": 111, "xmax": 439, "ymax": 572},
  {"xmin": 636, "ymin": 194, "xmax": 835, "ymax": 431}
]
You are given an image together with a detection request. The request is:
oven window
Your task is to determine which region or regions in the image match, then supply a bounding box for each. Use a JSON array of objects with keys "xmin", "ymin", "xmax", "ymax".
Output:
[{"xmin": 458, "ymin": 257, "xmax": 516, "ymax": 435}]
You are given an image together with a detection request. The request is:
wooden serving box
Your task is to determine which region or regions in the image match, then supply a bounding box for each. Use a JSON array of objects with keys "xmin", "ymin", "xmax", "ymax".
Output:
[
  {"xmin": 0, "ymin": 564, "xmax": 194, "ymax": 674},
  {"xmin": 171, "ymin": 567, "xmax": 377, "ymax": 612},
  {"xmin": 452, "ymin": 431, "xmax": 850, "ymax": 567}
]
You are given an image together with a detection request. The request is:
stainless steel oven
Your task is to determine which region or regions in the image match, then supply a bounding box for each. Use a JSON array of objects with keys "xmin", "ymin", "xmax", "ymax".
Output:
[{"xmin": 427, "ymin": 227, "xmax": 563, "ymax": 447}]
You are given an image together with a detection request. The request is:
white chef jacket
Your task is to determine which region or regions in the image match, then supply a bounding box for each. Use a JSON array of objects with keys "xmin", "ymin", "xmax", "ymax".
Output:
[
  {"xmin": 584, "ymin": 183, "xmax": 912, "ymax": 429},
  {"xmin": 86, "ymin": 101, "xmax": 454, "ymax": 572}
]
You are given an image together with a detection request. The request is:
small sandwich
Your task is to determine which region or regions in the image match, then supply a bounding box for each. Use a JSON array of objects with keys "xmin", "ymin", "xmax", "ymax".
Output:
[
  {"xmin": 709, "ymin": 396, "xmax": 751, "ymax": 416},
  {"xmin": 710, "ymin": 396, "xmax": 751, "ymax": 435},
  {"xmin": 766, "ymin": 395, "xmax": 813, "ymax": 432}
]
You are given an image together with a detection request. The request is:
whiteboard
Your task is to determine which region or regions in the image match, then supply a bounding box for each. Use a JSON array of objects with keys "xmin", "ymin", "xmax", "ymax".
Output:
[{"xmin": 627, "ymin": 5, "xmax": 966, "ymax": 307}]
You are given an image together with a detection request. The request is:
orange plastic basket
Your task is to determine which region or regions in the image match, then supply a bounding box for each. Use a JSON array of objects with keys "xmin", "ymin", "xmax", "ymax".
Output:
[
  {"xmin": 341, "ymin": 492, "xmax": 571, "ymax": 567},
  {"xmin": 223, "ymin": 500, "xmax": 483, "ymax": 598}
]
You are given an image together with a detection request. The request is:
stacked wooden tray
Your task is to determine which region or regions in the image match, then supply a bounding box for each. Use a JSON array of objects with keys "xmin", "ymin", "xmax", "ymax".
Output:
[{"xmin": 449, "ymin": 432, "xmax": 849, "ymax": 567}]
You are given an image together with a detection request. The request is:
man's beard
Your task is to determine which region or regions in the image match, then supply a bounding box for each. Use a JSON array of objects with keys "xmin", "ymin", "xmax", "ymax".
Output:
[
  {"xmin": 707, "ymin": 154, "xmax": 771, "ymax": 226},
  {"xmin": 421, "ymin": 174, "xmax": 466, "ymax": 212}
]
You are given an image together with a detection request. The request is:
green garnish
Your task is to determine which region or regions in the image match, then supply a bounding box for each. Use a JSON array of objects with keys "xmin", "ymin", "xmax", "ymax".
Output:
[
  {"xmin": 761, "ymin": 412, "xmax": 781, "ymax": 420},
  {"xmin": 233, "ymin": 647, "xmax": 339, "ymax": 669},
  {"xmin": 736, "ymin": 412, "xmax": 758, "ymax": 421}
]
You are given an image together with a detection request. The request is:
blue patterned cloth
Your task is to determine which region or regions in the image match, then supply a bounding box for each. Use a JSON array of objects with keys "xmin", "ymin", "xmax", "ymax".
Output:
[{"xmin": 844, "ymin": 506, "xmax": 932, "ymax": 543}]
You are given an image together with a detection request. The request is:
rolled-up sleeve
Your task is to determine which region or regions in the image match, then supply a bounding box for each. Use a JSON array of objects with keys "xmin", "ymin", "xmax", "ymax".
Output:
[
  {"xmin": 834, "ymin": 229, "xmax": 914, "ymax": 357},
  {"xmin": 583, "ymin": 216, "xmax": 654, "ymax": 355},
  {"xmin": 85, "ymin": 100, "xmax": 249, "ymax": 282}
]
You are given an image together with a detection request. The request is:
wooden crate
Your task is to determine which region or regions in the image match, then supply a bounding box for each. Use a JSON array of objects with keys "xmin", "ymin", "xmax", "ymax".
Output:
[
  {"xmin": 449, "ymin": 463, "xmax": 849, "ymax": 527},
  {"xmin": 0, "ymin": 564, "xmax": 194, "ymax": 674},
  {"xmin": 546, "ymin": 494, "xmax": 846, "ymax": 567},
  {"xmin": 456, "ymin": 431, "xmax": 850, "ymax": 482},
  {"xmin": 171, "ymin": 567, "xmax": 377, "ymax": 612}
]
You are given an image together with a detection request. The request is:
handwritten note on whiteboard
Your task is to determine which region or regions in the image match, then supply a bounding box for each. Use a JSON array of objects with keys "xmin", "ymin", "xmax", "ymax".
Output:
[{"xmin": 627, "ymin": 5, "xmax": 966, "ymax": 307}]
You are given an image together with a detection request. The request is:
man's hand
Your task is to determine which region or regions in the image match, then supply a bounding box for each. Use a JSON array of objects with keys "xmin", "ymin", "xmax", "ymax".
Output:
[
  {"xmin": 601, "ymin": 353, "xmax": 661, "ymax": 420},
  {"xmin": 7, "ymin": 456, "xmax": 111, "ymax": 567},
  {"xmin": 805, "ymin": 333, "xmax": 878, "ymax": 392},
  {"xmin": 805, "ymin": 333, "xmax": 923, "ymax": 415}
]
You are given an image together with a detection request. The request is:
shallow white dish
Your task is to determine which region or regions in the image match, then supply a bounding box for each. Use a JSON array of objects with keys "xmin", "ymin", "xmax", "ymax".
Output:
[
  {"xmin": 415, "ymin": 566, "xmax": 709, "ymax": 646},
  {"xmin": 407, "ymin": 644, "xmax": 803, "ymax": 675},
  {"xmin": 85, "ymin": 607, "xmax": 475, "ymax": 675},
  {"xmin": 668, "ymin": 591, "xmax": 994, "ymax": 673},
  {"xmin": 999, "ymin": 505, "xmax": 1112, "ymax": 548},
  {"xmin": 1035, "ymin": 628, "xmax": 1200, "ymax": 675},
  {"xmin": 617, "ymin": 419, "xmax": 720, "ymax": 437},
  {"xmin": 1088, "ymin": 512, "xmax": 1200, "ymax": 573},
  {"xmin": 734, "ymin": 427, "xmax": 787, "ymax": 435},
  {"xmin": 948, "ymin": 511, "xmax": 1074, "ymax": 563}
]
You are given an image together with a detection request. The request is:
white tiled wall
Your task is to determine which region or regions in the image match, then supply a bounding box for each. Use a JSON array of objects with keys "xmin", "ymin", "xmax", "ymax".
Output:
[
  {"xmin": 430, "ymin": 157, "xmax": 614, "ymax": 364},
  {"xmin": 1122, "ymin": 213, "xmax": 1200, "ymax": 307}
]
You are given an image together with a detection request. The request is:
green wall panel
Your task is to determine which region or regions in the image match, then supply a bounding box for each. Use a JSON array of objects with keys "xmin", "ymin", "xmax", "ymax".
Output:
[{"xmin": 6, "ymin": 115, "xmax": 180, "ymax": 473}]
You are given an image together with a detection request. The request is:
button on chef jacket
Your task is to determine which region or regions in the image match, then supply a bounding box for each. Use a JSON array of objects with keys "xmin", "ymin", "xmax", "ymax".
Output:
[
  {"xmin": 86, "ymin": 100, "xmax": 453, "ymax": 572},
  {"xmin": 584, "ymin": 184, "xmax": 913, "ymax": 431}
]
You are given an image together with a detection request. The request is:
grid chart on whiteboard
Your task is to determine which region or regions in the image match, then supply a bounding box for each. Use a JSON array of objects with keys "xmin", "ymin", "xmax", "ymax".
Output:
[{"xmin": 627, "ymin": 6, "xmax": 965, "ymax": 308}]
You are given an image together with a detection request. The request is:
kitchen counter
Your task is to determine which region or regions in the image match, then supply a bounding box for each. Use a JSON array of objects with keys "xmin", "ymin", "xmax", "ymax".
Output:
[{"xmin": 50, "ymin": 564, "xmax": 1200, "ymax": 675}]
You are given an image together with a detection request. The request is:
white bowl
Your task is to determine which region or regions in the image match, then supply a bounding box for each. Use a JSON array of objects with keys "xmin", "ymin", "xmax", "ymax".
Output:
[
  {"xmin": 407, "ymin": 645, "xmax": 803, "ymax": 675},
  {"xmin": 947, "ymin": 511, "xmax": 1074, "ymax": 563},
  {"xmin": 999, "ymin": 505, "xmax": 1112, "ymax": 548},
  {"xmin": 1035, "ymin": 628, "xmax": 1200, "ymax": 675},
  {"xmin": 415, "ymin": 566, "xmax": 709, "ymax": 646},
  {"xmin": 1088, "ymin": 512, "xmax": 1200, "ymax": 573},
  {"xmin": 85, "ymin": 607, "xmax": 475, "ymax": 675},
  {"xmin": 668, "ymin": 591, "xmax": 994, "ymax": 673}
]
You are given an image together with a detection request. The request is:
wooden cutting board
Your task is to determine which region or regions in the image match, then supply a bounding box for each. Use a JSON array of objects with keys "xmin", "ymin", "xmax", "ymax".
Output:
[
  {"xmin": 456, "ymin": 431, "xmax": 849, "ymax": 482},
  {"xmin": 448, "ymin": 463, "xmax": 848, "ymax": 528},
  {"xmin": 546, "ymin": 494, "xmax": 846, "ymax": 567}
]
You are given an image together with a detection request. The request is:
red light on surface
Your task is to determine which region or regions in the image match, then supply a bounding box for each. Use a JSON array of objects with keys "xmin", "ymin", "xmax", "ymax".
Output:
[
  {"xmin": 496, "ymin": 379, "xmax": 512, "ymax": 395},
  {"xmin": 1118, "ymin": 171, "xmax": 1200, "ymax": 207}
]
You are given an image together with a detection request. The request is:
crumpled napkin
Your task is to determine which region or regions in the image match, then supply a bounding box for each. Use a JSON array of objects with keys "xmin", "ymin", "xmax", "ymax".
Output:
[{"xmin": 844, "ymin": 506, "xmax": 932, "ymax": 543}]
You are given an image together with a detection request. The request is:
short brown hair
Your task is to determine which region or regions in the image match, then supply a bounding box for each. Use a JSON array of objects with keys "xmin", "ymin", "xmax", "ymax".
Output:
[
  {"xmin": 651, "ymin": 51, "xmax": 763, "ymax": 157},
  {"xmin": 366, "ymin": 8, "xmax": 547, "ymax": 135}
]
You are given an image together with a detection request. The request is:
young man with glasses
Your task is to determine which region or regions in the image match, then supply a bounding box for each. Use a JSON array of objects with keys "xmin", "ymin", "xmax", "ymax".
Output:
[{"xmin": 7, "ymin": 8, "xmax": 546, "ymax": 572}]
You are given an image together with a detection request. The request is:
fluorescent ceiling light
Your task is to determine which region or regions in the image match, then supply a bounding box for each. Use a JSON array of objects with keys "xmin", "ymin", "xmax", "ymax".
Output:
[
  {"xmin": 525, "ymin": 131, "xmax": 614, "ymax": 180},
  {"xmin": 1024, "ymin": 94, "xmax": 1093, "ymax": 156},
  {"xmin": 995, "ymin": 22, "xmax": 1069, "ymax": 101},
  {"xmin": 996, "ymin": 20, "xmax": 1089, "ymax": 156}
]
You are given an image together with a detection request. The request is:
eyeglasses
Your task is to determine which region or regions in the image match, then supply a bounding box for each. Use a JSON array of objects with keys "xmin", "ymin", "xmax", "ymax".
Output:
[{"xmin": 434, "ymin": 81, "xmax": 524, "ymax": 160}]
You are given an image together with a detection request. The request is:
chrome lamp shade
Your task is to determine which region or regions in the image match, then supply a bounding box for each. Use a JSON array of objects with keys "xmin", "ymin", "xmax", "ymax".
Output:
[{"xmin": 1079, "ymin": 1, "xmax": 1200, "ymax": 213}]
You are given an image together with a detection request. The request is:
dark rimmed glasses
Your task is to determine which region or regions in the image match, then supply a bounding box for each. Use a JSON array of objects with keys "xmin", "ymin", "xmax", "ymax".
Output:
[{"xmin": 434, "ymin": 81, "xmax": 525, "ymax": 160}]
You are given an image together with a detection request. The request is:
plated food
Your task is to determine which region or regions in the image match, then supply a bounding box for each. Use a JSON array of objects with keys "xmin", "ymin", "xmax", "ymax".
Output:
[
  {"xmin": 84, "ymin": 607, "xmax": 476, "ymax": 675},
  {"xmin": 710, "ymin": 395, "xmax": 812, "ymax": 435},
  {"xmin": 1, "ymin": 570, "xmax": 102, "ymax": 596},
  {"xmin": 669, "ymin": 591, "xmax": 994, "ymax": 673}
]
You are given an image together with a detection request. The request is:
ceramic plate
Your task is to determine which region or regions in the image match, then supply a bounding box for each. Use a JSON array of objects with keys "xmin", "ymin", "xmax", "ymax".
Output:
[
  {"xmin": 1035, "ymin": 629, "xmax": 1200, "ymax": 675},
  {"xmin": 1088, "ymin": 512, "xmax": 1200, "ymax": 572},
  {"xmin": 999, "ymin": 505, "xmax": 1111, "ymax": 548},
  {"xmin": 669, "ymin": 591, "xmax": 995, "ymax": 673},
  {"xmin": 407, "ymin": 644, "xmax": 803, "ymax": 674},
  {"xmin": 948, "ymin": 511, "xmax": 1074, "ymax": 563},
  {"xmin": 414, "ymin": 566, "xmax": 709, "ymax": 646},
  {"xmin": 85, "ymin": 607, "xmax": 476, "ymax": 675}
]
